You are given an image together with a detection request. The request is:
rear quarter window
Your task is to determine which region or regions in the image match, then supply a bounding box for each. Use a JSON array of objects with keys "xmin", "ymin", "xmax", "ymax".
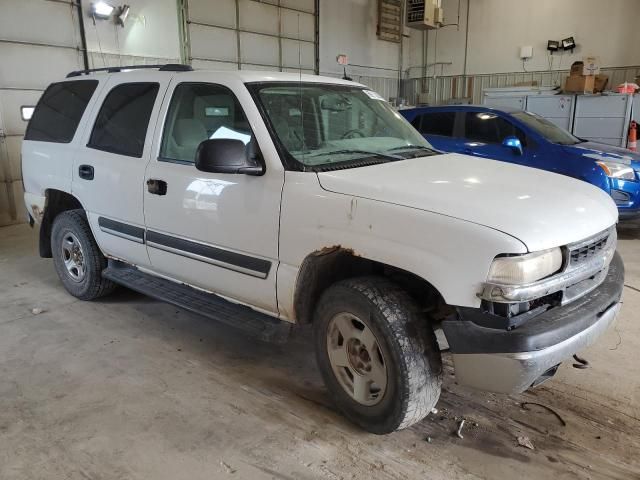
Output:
[
  {"xmin": 24, "ymin": 80, "xmax": 98, "ymax": 143},
  {"xmin": 88, "ymin": 82, "xmax": 159, "ymax": 158}
]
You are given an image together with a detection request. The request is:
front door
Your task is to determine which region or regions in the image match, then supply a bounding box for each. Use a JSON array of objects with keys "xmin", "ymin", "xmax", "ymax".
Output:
[
  {"xmin": 461, "ymin": 111, "xmax": 533, "ymax": 167},
  {"xmin": 72, "ymin": 74, "xmax": 169, "ymax": 267},
  {"xmin": 143, "ymin": 79, "xmax": 283, "ymax": 315}
]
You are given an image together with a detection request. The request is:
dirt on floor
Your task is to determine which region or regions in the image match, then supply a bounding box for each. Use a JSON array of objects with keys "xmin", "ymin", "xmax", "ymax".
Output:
[{"xmin": 0, "ymin": 223, "xmax": 639, "ymax": 480}]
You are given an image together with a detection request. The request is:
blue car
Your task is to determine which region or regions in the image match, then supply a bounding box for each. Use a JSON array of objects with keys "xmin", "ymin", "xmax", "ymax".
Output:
[{"xmin": 400, "ymin": 105, "xmax": 640, "ymax": 220}]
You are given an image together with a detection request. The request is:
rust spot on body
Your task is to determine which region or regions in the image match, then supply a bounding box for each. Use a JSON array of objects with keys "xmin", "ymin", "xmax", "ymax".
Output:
[{"xmin": 31, "ymin": 205, "xmax": 44, "ymax": 221}]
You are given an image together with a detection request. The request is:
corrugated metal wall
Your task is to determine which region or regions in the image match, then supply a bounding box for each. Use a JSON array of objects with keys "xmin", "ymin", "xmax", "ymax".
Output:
[
  {"xmin": 182, "ymin": 0, "xmax": 317, "ymax": 74},
  {"xmin": 87, "ymin": 52, "xmax": 180, "ymax": 69},
  {"xmin": 0, "ymin": 0, "xmax": 85, "ymax": 226},
  {"xmin": 404, "ymin": 66, "xmax": 640, "ymax": 106}
]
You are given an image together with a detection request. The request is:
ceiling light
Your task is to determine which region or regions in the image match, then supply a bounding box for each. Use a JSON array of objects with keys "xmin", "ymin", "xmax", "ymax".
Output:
[
  {"xmin": 92, "ymin": 1, "xmax": 114, "ymax": 18},
  {"xmin": 116, "ymin": 5, "xmax": 130, "ymax": 26}
]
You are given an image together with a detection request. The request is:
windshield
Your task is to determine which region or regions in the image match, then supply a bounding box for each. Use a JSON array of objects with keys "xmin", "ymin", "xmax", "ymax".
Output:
[
  {"xmin": 249, "ymin": 82, "xmax": 436, "ymax": 170},
  {"xmin": 512, "ymin": 111, "xmax": 582, "ymax": 145}
]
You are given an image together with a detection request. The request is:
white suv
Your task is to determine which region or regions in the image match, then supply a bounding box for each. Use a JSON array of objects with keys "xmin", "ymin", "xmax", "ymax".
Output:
[{"xmin": 22, "ymin": 65, "xmax": 624, "ymax": 433}]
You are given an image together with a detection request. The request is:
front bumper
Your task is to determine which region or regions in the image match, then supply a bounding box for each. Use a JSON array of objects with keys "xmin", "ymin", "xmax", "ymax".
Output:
[
  {"xmin": 618, "ymin": 208, "xmax": 640, "ymax": 221},
  {"xmin": 442, "ymin": 251, "xmax": 624, "ymax": 393}
]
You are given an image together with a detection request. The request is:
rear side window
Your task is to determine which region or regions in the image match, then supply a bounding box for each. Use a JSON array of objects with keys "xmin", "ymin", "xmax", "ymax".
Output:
[
  {"xmin": 413, "ymin": 112, "xmax": 455, "ymax": 137},
  {"xmin": 24, "ymin": 80, "xmax": 98, "ymax": 143},
  {"xmin": 88, "ymin": 82, "xmax": 159, "ymax": 158},
  {"xmin": 464, "ymin": 112, "xmax": 526, "ymax": 145}
]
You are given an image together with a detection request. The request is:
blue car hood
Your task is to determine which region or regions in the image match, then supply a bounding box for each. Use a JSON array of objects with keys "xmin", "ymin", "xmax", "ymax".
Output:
[{"xmin": 564, "ymin": 141, "xmax": 640, "ymax": 170}]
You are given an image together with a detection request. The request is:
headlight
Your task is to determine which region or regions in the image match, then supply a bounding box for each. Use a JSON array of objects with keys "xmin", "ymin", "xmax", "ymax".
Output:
[
  {"xmin": 596, "ymin": 161, "xmax": 636, "ymax": 180},
  {"xmin": 487, "ymin": 248, "xmax": 563, "ymax": 285}
]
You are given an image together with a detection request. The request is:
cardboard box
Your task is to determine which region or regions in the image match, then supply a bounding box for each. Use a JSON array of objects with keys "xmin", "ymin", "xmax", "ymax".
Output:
[
  {"xmin": 570, "ymin": 58, "xmax": 601, "ymax": 76},
  {"xmin": 594, "ymin": 74, "xmax": 608, "ymax": 92},
  {"xmin": 570, "ymin": 61, "xmax": 584, "ymax": 76},
  {"xmin": 565, "ymin": 75, "xmax": 595, "ymax": 93}
]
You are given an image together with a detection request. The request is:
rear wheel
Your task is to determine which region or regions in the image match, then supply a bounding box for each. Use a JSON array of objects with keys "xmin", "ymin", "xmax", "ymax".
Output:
[
  {"xmin": 313, "ymin": 276, "xmax": 442, "ymax": 434},
  {"xmin": 51, "ymin": 210, "xmax": 116, "ymax": 300}
]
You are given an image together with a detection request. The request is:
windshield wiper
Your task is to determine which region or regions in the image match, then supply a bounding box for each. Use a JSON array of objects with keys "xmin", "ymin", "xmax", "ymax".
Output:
[
  {"xmin": 305, "ymin": 149, "xmax": 403, "ymax": 162},
  {"xmin": 387, "ymin": 145, "xmax": 438, "ymax": 155}
]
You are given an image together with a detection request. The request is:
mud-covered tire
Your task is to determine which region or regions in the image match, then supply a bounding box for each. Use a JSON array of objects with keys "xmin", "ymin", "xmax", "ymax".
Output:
[
  {"xmin": 51, "ymin": 209, "xmax": 116, "ymax": 300},
  {"xmin": 313, "ymin": 276, "xmax": 442, "ymax": 434}
]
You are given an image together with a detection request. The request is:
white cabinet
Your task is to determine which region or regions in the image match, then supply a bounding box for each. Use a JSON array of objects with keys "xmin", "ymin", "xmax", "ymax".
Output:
[
  {"xmin": 525, "ymin": 95, "xmax": 575, "ymax": 132},
  {"xmin": 482, "ymin": 87, "xmax": 557, "ymax": 111},
  {"xmin": 572, "ymin": 94, "xmax": 633, "ymax": 147}
]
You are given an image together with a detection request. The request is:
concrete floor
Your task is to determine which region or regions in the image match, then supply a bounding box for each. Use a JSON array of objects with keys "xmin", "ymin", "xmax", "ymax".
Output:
[{"xmin": 1, "ymin": 223, "xmax": 639, "ymax": 480}]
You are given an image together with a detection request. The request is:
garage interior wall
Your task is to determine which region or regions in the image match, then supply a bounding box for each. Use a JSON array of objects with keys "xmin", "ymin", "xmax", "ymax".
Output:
[
  {"xmin": 181, "ymin": 0, "xmax": 317, "ymax": 73},
  {"xmin": 319, "ymin": 0, "xmax": 425, "ymax": 102},
  {"xmin": 0, "ymin": 0, "xmax": 85, "ymax": 226},
  {"xmin": 81, "ymin": 0, "xmax": 181, "ymax": 68},
  {"xmin": 406, "ymin": 0, "xmax": 640, "ymax": 104}
]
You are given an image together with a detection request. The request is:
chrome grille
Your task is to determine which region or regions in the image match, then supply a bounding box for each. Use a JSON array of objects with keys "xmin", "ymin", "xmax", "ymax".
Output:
[{"xmin": 569, "ymin": 234, "xmax": 610, "ymax": 266}]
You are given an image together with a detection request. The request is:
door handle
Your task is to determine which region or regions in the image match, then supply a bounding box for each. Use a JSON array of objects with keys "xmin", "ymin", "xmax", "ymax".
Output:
[
  {"xmin": 78, "ymin": 164, "xmax": 94, "ymax": 180},
  {"xmin": 147, "ymin": 178, "xmax": 167, "ymax": 196}
]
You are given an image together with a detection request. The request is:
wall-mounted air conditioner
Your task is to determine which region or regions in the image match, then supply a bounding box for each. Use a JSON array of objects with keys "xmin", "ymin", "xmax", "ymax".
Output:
[{"xmin": 406, "ymin": 0, "xmax": 443, "ymax": 30}]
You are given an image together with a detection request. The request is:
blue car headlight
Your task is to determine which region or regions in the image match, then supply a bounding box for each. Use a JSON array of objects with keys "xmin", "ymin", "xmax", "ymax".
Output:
[{"xmin": 596, "ymin": 161, "xmax": 636, "ymax": 180}]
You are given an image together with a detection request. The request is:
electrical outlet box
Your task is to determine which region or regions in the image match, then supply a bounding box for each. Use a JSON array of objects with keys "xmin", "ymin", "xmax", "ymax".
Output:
[{"xmin": 520, "ymin": 46, "xmax": 533, "ymax": 60}]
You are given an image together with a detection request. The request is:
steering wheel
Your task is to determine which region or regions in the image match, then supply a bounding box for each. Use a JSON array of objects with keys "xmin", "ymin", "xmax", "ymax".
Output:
[{"xmin": 341, "ymin": 129, "xmax": 366, "ymax": 139}]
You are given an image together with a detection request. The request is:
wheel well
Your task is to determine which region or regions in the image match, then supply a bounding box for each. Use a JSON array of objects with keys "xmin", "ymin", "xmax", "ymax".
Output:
[
  {"xmin": 293, "ymin": 247, "xmax": 446, "ymax": 324},
  {"xmin": 39, "ymin": 189, "xmax": 84, "ymax": 258}
]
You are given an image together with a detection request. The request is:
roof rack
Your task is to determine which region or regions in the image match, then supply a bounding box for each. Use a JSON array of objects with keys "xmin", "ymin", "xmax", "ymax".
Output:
[{"xmin": 66, "ymin": 63, "xmax": 193, "ymax": 78}]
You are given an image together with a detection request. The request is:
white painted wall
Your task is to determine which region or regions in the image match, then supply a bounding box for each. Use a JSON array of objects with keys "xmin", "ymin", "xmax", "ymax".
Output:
[
  {"xmin": 426, "ymin": 0, "xmax": 640, "ymax": 77},
  {"xmin": 319, "ymin": 0, "xmax": 426, "ymax": 80},
  {"xmin": 81, "ymin": 0, "xmax": 181, "ymax": 65}
]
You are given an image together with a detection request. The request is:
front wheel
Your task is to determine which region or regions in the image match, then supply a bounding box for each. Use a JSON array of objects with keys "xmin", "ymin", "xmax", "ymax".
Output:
[{"xmin": 313, "ymin": 276, "xmax": 442, "ymax": 434}]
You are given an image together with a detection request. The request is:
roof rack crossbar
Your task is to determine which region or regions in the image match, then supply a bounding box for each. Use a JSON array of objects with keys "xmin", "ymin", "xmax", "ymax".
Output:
[{"xmin": 66, "ymin": 63, "xmax": 192, "ymax": 78}]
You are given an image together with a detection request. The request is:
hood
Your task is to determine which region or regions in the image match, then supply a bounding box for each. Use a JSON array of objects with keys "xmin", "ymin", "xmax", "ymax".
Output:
[
  {"xmin": 317, "ymin": 154, "xmax": 618, "ymax": 252},
  {"xmin": 565, "ymin": 141, "xmax": 640, "ymax": 169}
]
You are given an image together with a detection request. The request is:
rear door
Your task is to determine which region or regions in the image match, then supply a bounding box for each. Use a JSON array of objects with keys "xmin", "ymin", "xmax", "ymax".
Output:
[
  {"xmin": 410, "ymin": 111, "xmax": 462, "ymax": 152},
  {"xmin": 461, "ymin": 111, "xmax": 532, "ymax": 166},
  {"xmin": 72, "ymin": 73, "xmax": 171, "ymax": 267}
]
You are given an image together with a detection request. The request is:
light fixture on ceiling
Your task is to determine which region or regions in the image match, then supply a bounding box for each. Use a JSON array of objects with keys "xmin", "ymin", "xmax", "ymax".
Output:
[
  {"xmin": 115, "ymin": 5, "xmax": 130, "ymax": 26},
  {"xmin": 91, "ymin": 1, "xmax": 115, "ymax": 18}
]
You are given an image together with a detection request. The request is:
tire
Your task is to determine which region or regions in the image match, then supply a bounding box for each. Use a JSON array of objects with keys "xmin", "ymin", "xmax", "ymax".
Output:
[
  {"xmin": 313, "ymin": 276, "xmax": 442, "ymax": 434},
  {"xmin": 51, "ymin": 209, "xmax": 116, "ymax": 300}
]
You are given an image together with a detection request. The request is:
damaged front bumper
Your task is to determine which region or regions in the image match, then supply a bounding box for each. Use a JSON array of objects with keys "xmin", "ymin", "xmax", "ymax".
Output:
[{"xmin": 442, "ymin": 251, "xmax": 624, "ymax": 394}]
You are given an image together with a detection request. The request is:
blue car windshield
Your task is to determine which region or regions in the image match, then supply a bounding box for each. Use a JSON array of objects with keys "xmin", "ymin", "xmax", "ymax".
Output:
[{"xmin": 512, "ymin": 111, "xmax": 582, "ymax": 146}]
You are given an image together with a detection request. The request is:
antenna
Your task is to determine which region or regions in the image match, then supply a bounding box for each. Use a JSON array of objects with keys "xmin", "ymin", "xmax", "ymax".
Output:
[{"xmin": 297, "ymin": 13, "xmax": 302, "ymax": 80}]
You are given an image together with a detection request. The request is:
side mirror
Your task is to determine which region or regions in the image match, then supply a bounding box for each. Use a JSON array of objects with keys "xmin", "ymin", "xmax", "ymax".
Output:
[
  {"xmin": 502, "ymin": 136, "xmax": 523, "ymax": 156},
  {"xmin": 195, "ymin": 139, "xmax": 264, "ymax": 176}
]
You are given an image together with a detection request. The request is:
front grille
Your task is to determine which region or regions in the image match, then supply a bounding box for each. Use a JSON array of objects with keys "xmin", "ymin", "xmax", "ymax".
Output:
[{"xmin": 569, "ymin": 234, "xmax": 609, "ymax": 266}]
